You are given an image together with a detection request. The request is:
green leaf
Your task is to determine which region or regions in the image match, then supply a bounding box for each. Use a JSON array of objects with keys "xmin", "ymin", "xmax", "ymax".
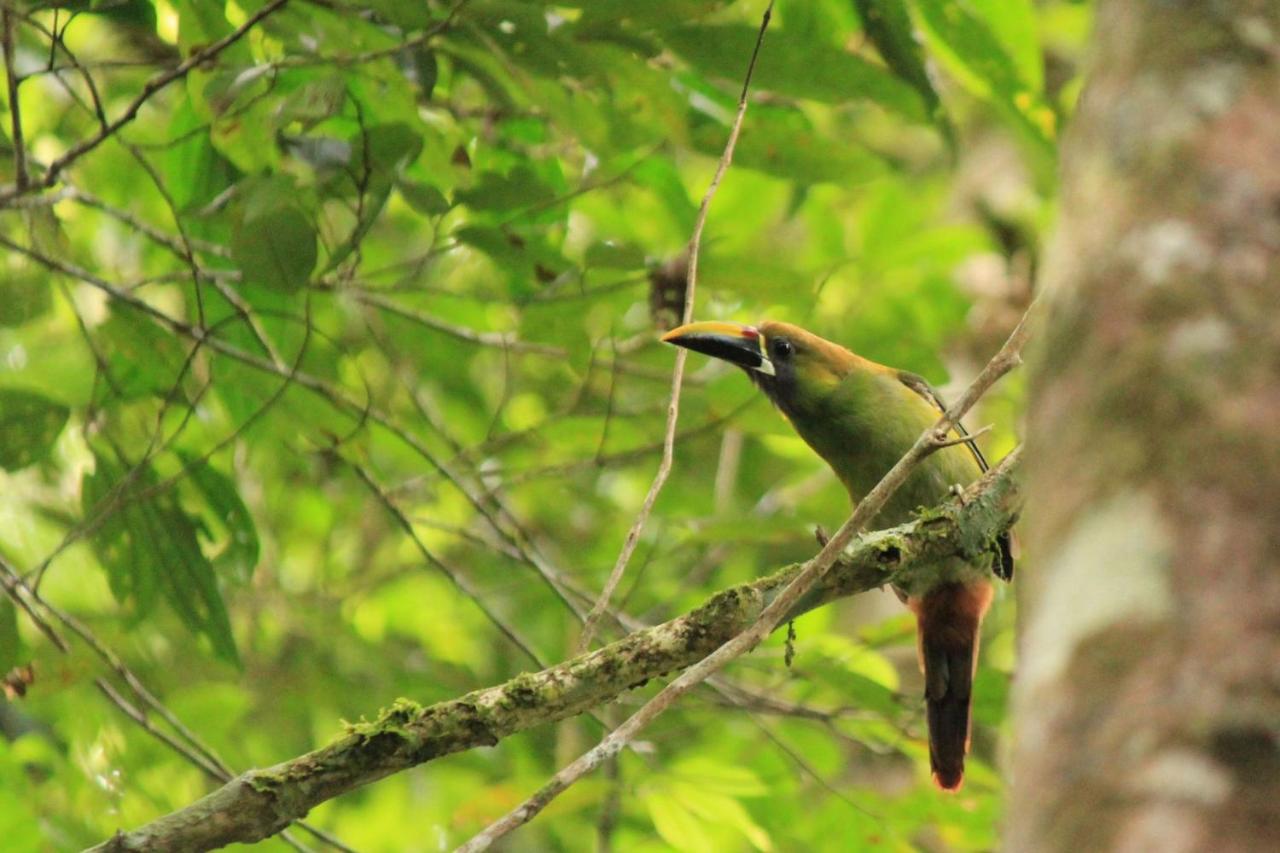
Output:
[
  {"xmin": 0, "ymin": 266, "xmax": 51, "ymax": 328},
  {"xmin": 98, "ymin": 310, "xmax": 188, "ymax": 399},
  {"xmin": 644, "ymin": 792, "xmax": 717, "ymax": 853},
  {"xmin": 852, "ymin": 0, "xmax": 951, "ymax": 134},
  {"xmin": 968, "ymin": 0, "xmax": 1043, "ymax": 91},
  {"xmin": 319, "ymin": 123, "xmax": 424, "ymax": 271},
  {"xmin": 172, "ymin": 0, "xmax": 239, "ymax": 52},
  {"xmin": 670, "ymin": 784, "xmax": 773, "ymax": 852},
  {"xmin": 324, "ymin": 182, "xmax": 392, "ymax": 273},
  {"xmin": 0, "ymin": 598, "xmax": 26, "ymax": 673},
  {"xmin": 578, "ymin": 0, "xmax": 724, "ymax": 28},
  {"xmin": 0, "ymin": 389, "xmax": 69, "ymax": 470},
  {"xmin": 25, "ymin": 205, "xmax": 66, "ymax": 258},
  {"xmin": 845, "ymin": 672, "xmax": 906, "ymax": 718},
  {"xmin": 802, "ymin": 633, "xmax": 905, "ymax": 716},
  {"xmin": 277, "ymin": 75, "xmax": 348, "ymax": 127},
  {"xmin": 412, "ymin": 47, "xmax": 439, "ymax": 98},
  {"xmin": 398, "ymin": 179, "xmax": 451, "ymax": 216},
  {"xmin": 661, "ymin": 25, "xmax": 927, "ymax": 122},
  {"xmin": 360, "ymin": 122, "xmax": 425, "ymax": 180},
  {"xmin": 910, "ymin": 0, "xmax": 1056, "ymax": 153},
  {"xmin": 690, "ymin": 106, "xmax": 888, "ymax": 186},
  {"xmin": 180, "ymin": 455, "xmax": 260, "ymax": 585},
  {"xmin": 363, "ymin": 0, "xmax": 439, "ymax": 30},
  {"xmin": 165, "ymin": 99, "xmax": 239, "ymax": 213},
  {"xmin": 231, "ymin": 178, "xmax": 318, "ymax": 293},
  {"xmin": 202, "ymin": 65, "xmax": 274, "ymax": 118},
  {"xmin": 195, "ymin": 66, "xmax": 281, "ymax": 173},
  {"xmin": 630, "ymin": 157, "xmax": 696, "ymax": 232},
  {"xmin": 456, "ymin": 166, "xmax": 556, "ymax": 212},
  {"xmin": 585, "ymin": 240, "xmax": 645, "ymax": 270},
  {"xmin": 81, "ymin": 456, "xmax": 158, "ymax": 619},
  {"xmin": 456, "ymin": 225, "xmax": 567, "ymax": 300},
  {"xmin": 83, "ymin": 453, "xmax": 240, "ymax": 665},
  {"xmin": 670, "ymin": 757, "xmax": 768, "ymax": 797}
]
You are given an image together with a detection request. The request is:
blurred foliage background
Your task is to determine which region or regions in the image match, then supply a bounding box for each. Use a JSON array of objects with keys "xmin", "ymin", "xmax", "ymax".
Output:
[{"xmin": 0, "ymin": 0, "xmax": 1089, "ymax": 849}]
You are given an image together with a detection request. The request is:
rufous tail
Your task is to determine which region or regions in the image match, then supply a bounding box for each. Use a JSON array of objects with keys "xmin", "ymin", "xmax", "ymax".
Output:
[{"xmin": 910, "ymin": 581, "xmax": 993, "ymax": 791}]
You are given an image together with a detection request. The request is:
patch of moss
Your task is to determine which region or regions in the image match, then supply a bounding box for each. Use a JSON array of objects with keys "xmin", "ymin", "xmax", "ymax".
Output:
[
  {"xmin": 499, "ymin": 672, "xmax": 547, "ymax": 711},
  {"xmin": 344, "ymin": 697, "xmax": 424, "ymax": 739}
]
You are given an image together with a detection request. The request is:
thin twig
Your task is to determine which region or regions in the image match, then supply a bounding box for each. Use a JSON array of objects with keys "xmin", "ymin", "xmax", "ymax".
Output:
[
  {"xmin": 94, "ymin": 679, "xmax": 228, "ymax": 780},
  {"xmin": 0, "ymin": 0, "xmax": 291, "ymax": 203},
  {"xmin": 0, "ymin": 558, "xmax": 68, "ymax": 652},
  {"xmin": 492, "ymin": 401, "xmax": 753, "ymax": 486},
  {"xmin": 574, "ymin": 0, "xmax": 776, "ymax": 655},
  {"xmin": 456, "ymin": 303, "xmax": 1034, "ymax": 851},
  {"xmin": 2, "ymin": 8, "xmax": 28, "ymax": 191},
  {"xmin": 22, "ymin": 7, "xmax": 109, "ymax": 129},
  {"xmin": 348, "ymin": 459, "xmax": 564, "ymax": 666},
  {"xmin": 742, "ymin": 710, "xmax": 882, "ymax": 821},
  {"xmin": 67, "ymin": 186, "xmax": 230, "ymax": 259},
  {"xmin": 934, "ymin": 423, "xmax": 994, "ymax": 447},
  {"xmin": 352, "ymin": 290, "xmax": 565, "ymax": 356},
  {"xmin": 595, "ymin": 707, "xmax": 625, "ymax": 853}
]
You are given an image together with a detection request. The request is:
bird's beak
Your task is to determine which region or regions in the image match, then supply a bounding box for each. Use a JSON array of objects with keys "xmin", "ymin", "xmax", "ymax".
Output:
[{"xmin": 661, "ymin": 321, "xmax": 775, "ymax": 376}]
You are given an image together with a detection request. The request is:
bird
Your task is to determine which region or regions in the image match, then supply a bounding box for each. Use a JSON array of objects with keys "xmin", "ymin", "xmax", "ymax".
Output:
[{"xmin": 662, "ymin": 319, "xmax": 1013, "ymax": 791}]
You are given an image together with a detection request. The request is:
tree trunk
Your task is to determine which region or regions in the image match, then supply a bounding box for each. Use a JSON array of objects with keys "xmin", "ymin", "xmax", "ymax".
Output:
[{"xmin": 1010, "ymin": 2, "xmax": 1280, "ymax": 851}]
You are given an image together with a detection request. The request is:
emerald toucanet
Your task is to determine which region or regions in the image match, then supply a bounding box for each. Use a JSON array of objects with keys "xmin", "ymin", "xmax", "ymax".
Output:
[{"xmin": 662, "ymin": 320, "xmax": 1013, "ymax": 791}]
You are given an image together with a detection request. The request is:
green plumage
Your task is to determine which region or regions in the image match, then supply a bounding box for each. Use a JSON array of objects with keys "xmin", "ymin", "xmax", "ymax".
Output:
[
  {"xmin": 664, "ymin": 318, "xmax": 1012, "ymax": 790},
  {"xmin": 782, "ymin": 365, "xmax": 981, "ymax": 521},
  {"xmin": 770, "ymin": 352, "xmax": 990, "ymax": 597}
]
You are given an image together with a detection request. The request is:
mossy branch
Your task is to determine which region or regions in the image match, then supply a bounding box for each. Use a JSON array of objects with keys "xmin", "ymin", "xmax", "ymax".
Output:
[{"xmin": 94, "ymin": 449, "xmax": 1021, "ymax": 853}]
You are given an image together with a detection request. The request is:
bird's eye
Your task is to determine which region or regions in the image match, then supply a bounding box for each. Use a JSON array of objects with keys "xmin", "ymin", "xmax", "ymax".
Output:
[{"xmin": 772, "ymin": 338, "xmax": 794, "ymax": 360}]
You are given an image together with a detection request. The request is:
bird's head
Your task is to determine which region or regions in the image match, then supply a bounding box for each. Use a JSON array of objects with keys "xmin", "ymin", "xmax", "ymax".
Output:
[{"xmin": 661, "ymin": 320, "xmax": 856, "ymax": 418}]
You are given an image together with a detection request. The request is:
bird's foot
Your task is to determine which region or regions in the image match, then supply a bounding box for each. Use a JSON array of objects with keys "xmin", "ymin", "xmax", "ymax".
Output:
[{"xmin": 814, "ymin": 525, "xmax": 829, "ymax": 547}]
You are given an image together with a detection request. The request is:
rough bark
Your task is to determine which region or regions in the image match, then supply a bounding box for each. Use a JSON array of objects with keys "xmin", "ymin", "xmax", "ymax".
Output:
[
  {"xmin": 92, "ymin": 451, "xmax": 1021, "ymax": 852},
  {"xmin": 1011, "ymin": 3, "xmax": 1280, "ymax": 851}
]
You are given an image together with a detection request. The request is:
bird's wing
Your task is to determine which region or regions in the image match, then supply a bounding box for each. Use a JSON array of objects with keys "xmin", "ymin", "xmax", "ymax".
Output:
[
  {"xmin": 895, "ymin": 371, "xmax": 989, "ymax": 472},
  {"xmin": 896, "ymin": 371, "xmax": 1014, "ymax": 582}
]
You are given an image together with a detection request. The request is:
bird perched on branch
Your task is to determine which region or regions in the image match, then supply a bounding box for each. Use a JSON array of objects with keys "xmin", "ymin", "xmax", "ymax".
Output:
[{"xmin": 662, "ymin": 320, "xmax": 1013, "ymax": 791}]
